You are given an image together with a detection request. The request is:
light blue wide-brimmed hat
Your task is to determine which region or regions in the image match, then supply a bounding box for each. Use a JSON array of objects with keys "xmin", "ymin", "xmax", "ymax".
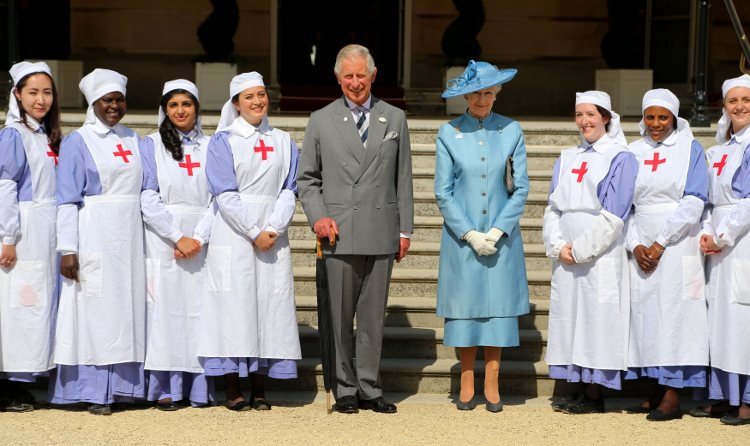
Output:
[{"xmin": 441, "ymin": 60, "xmax": 517, "ymax": 98}]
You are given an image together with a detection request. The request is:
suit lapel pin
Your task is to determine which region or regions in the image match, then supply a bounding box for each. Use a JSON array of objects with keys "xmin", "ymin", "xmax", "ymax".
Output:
[
  {"xmin": 343, "ymin": 116, "xmax": 348, "ymax": 122},
  {"xmin": 379, "ymin": 117, "xmax": 387, "ymax": 123}
]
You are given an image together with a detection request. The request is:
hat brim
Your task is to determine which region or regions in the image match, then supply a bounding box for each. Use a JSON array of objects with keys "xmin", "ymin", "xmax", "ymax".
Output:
[{"xmin": 441, "ymin": 68, "xmax": 517, "ymax": 98}]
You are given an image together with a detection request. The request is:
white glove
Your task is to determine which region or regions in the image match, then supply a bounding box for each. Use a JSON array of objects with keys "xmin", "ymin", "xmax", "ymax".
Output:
[
  {"xmin": 464, "ymin": 230, "xmax": 497, "ymax": 256},
  {"xmin": 485, "ymin": 228, "xmax": 505, "ymax": 245}
]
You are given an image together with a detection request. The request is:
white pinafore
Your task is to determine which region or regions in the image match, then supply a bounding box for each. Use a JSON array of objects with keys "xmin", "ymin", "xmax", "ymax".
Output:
[
  {"xmin": 704, "ymin": 137, "xmax": 750, "ymax": 375},
  {"xmin": 545, "ymin": 140, "xmax": 631, "ymax": 370},
  {"xmin": 197, "ymin": 121, "xmax": 301, "ymax": 361},
  {"xmin": 0, "ymin": 122, "xmax": 57, "ymax": 373},
  {"xmin": 627, "ymin": 131, "xmax": 708, "ymax": 368},
  {"xmin": 54, "ymin": 126, "xmax": 146, "ymax": 366},
  {"xmin": 144, "ymin": 133, "xmax": 212, "ymax": 373}
]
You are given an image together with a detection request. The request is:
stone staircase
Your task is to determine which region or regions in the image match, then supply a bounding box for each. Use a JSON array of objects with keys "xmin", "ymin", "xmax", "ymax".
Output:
[{"xmin": 51, "ymin": 112, "xmax": 719, "ymax": 397}]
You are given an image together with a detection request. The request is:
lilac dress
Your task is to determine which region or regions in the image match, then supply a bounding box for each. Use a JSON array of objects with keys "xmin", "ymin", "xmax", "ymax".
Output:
[
  {"xmin": 545, "ymin": 144, "xmax": 638, "ymax": 390},
  {"xmin": 623, "ymin": 138, "xmax": 708, "ymax": 389},
  {"xmin": 0, "ymin": 123, "xmax": 58, "ymax": 383},
  {"xmin": 199, "ymin": 125, "xmax": 300, "ymax": 380},
  {"xmin": 140, "ymin": 131, "xmax": 216, "ymax": 406},
  {"xmin": 49, "ymin": 128, "xmax": 146, "ymax": 406}
]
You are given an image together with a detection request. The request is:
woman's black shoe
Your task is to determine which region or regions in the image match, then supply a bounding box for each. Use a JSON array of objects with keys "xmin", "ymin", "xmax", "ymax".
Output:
[
  {"xmin": 561, "ymin": 396, "xmax": 605, "ymax": 414},
  {"xmin": 646, "ymin": 407, "xmax": 683, "ymax": 421},
  {"xmin": 87, "ymin": 404, "xmax": 112, "ymax": 415},
  {"xmin": 551, "ymin": 393, "xmax": 582, "ymax": 412}
]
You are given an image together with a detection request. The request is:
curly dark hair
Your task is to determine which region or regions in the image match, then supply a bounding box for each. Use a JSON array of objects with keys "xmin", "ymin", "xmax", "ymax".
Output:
[{"xmin": 159, "ymin": 89, "xmax": 200, "ymax": 161}]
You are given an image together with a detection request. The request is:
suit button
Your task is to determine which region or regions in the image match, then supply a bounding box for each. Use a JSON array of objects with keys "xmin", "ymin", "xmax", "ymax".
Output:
[
  {"xmin": 481, "ymin": 192, "xmax": 486, "ymax": 196},
  {"xmin": 481, "ymin": 175, "xmax": 486, "ymax": 179},
  {"xmin": 353, "ymin": 184, "xmax": 358, "ymax": 188},
  {"xmin": 479, "ymin": 141, "xmax": 484, "ymax": 146},
  {"xmin": 481, "ymin": 157, "xmax": 486, "ymax": 161},
  {"xmin": 482, "ymin": 210, "xmax": 487, "ymax": 214},
  {"xmin": 354, "ymin": 206, "xmax": 359, "ymax": 210}
]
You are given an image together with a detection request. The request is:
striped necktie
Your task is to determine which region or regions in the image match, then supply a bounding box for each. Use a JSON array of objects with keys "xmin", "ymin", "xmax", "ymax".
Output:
[{"xmin": 356, "ymin": 106, "xmax": 368, "ymax": 147}]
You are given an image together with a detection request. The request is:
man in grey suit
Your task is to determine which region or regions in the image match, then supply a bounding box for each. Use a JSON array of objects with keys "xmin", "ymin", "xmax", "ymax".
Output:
[{"xmin": 297, "ymin": 44, "xmax": 414, "ymax": 414}]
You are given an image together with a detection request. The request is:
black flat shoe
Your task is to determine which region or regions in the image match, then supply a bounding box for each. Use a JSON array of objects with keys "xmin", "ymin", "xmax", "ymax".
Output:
[
  {"xmin": 155, "ymin": 401, "xmax": 181, "ymax": 411},
  {"xmin": 561, "ymin": 396, "xmax": 605, "ymax": 415},
  {"xmin": 87, "ymin": 404, "xmax": 112, "ymax": 416},
  {"xmin": 551, "ymin": 393, "xmax": 582, "ymax": 412},
  {"xmin": 334, "ymin": 396, "xmax": 359, "ymax": 414},
  {"xmin": 625, "ymin": 404, "xmax": 651, "ymax": 414},
  {"xmin": 456, "ymin": 398, "xmax": 476, "ymax": 411},
  {"xmin": 359, "ymin": 397, "xmax": 397, "ymax": 414},
  {"xmin": 485, "ymin": 401, "xmax": 503, "ymax": 413},
  {"xmin": 646, "ymin": 407, "xmax": 683, "ymax": 421},
  {"xmin": 226, "ymin": 400, "xmax": 252, "ymax": 412},
  {"xmin": 689, "ymin": 403, "xmax": 735, "ymax": 419},
  {"xmin": 720, "ymin": 414, "xmax": 750, "ymax": 426},
  {"xmin": 252, "ymin": 398, "xmax": 271, "ymax": 411},
  {"xmin": 0, "ymin": 399, "xmax": 33, "ymax": 413}
]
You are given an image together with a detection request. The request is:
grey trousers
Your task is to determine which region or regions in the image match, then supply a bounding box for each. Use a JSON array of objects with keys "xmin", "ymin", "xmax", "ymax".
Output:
[{"xmin": 324, "ymin": 254, "xmax": 394, "ymax": 400}]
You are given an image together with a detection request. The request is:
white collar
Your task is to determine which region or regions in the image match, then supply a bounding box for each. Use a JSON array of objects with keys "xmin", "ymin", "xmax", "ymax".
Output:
[
  {"xmin": 644, "ymin": 128, "xmax": 679, "ymax": 148},
  {"xmin": 231, "ymin": 116, "xmax": 272, "ymax": 139},
  {"xmin": 577, "ymin": 133, "xmax": 613, "ymax": 154},
  {"xmin": 729, "ymin": 124, "xmax": 750, "ymax": 145}
]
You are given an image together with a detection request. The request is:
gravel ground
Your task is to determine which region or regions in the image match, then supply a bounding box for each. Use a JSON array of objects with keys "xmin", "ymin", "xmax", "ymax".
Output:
[{"xmin": 0, "ymin": 393, "xmax": 747, "ymax": 445}]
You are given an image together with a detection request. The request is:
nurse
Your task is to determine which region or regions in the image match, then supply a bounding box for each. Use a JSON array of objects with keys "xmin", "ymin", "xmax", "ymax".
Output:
[
  {"xmin": 0, "ymin": 62, "xmax": 61, "ymax": 412},
  {"xmin": 435, "ymin": 60, "xmax": 530, "ymax": 412},
  {"xmin": 198, "ymin": 72, "xmax": 301, "ymax": 411},
  {"xmin": 141, "ymin": 80, "xmax": 216, "ymax": 410},
  {"xmin": 50, "ymin": 69, "xmax": 146, "ymax": 416},
  {"xmin": 696, "ymin": 74, "xmax": 750, "ymax": 426},
  {"xmin": 542, "ymin": 91, "xmax": 637, "ymax": 414},
  {"xmin": 624, "ymin": 89, "xmax": 708, "ymax": 421}
]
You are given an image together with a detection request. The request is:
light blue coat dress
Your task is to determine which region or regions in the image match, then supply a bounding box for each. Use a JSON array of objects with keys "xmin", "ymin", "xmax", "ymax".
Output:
[{"xmin": 435, "ymin": 111, "xmax": 530, "ymax": 347}]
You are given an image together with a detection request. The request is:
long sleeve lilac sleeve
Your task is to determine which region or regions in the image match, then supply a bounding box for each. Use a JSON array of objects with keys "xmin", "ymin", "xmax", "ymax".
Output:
[
  {"xmin": 139, "ymin": 136, "xmax": 183, "ymax": 243},
  {"xmin": 0, "ymin": 129, "xmax": 27, "ymax": 244}
]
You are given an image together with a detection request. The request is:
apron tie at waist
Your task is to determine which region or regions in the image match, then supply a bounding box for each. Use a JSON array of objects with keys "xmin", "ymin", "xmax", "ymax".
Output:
[
  {"xmin": 239, "ymin": 194, "xmax": 276, "ymax": 204},
  {"xmin": 635, "ymin": 202, "xmax": 679, "ymax": 215},
  {"xmin": 19, "ymin": 198, "xmax": 57, "ymax": 209},
  {"xmin": 165, "ymin": 204, "xmax": 208, "ymax": 214},
  {"xmin": 83, "ymin": 194, "xmax": 140, "ymax": 204}
]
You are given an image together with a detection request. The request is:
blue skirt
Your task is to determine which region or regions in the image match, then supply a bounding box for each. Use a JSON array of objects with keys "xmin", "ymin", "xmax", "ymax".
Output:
[
  {"xmin": 443, "ymin": 317, "xmax": 519, "ymax": 347},
  {"xmin": 624, "ymin": 366, "xmax": 707, "ymax": 388},
  {"xmin": 146, "ymin": 370, "xmax": 215, "ymax": 406},
  {"xmin": 549, "ymin": 365, "xmax": 623, "ymax": 390},
  {"xmin": 200, "ymin": 357, "xmax": 297, "ymax": 380},
  {"xmin": 708, "ymin": 368, "xmax": 750, "ymax": 406},
  {"xmin": 49, "ymin": 362, "xmax": 146, "ymax": 405}
]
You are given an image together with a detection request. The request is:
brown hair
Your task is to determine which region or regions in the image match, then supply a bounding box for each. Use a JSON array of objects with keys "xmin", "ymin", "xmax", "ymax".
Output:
[
  {"xmin": 594, "ymin": 105, "xmax": 612, "ymax": 132},
  {"xmin": 15, "ymin": 72, "xmax": 62, "ymax": 154}
]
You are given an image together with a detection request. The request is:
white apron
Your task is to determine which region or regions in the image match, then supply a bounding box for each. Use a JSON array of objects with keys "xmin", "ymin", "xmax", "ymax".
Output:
[
  {"xmin": 545, "ymin": 143, "xmax": 631, "ymax": 370},
  {"xmin": 627, "ymin": 133, "xmax": 708, "ymax": 367},
  {"xmin": 54, "ymin": 126, "xmax": 146, "ymax": 366},
  {"xmin": 144, "ymin": 133, "xmax": 212, "ymax": 373},
  {"xmin": 705, "ymin": 140, "xmax": 750, "ymax": 375},
  {"xmin": 197, "ymin": 125, "xmax": 301, "ymax": 360},
  {"xmin": 0, "ymin": 122, "xmax": 57, "ymax": 373}
]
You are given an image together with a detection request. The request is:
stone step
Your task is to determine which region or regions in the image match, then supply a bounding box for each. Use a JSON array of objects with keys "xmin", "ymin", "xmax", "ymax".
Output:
[
  {"xmin": 294, "ymin": 296, "xmax": 550, "ymax": 331},
  {"xmin": 293, "ymin": 267, "xmax": 552, "ymax": 300},
  {"xmin": 298, "ymin": 325, "xmax": 547, "ymax": 362},
  {"xmin": 54, "ymin": 113, "xmax": 719, "ymax": 149},
  {"xmin": 290, "ymin": 239, "xmax": 552, "ymax": 271},
  {"xmin": 269, "ymin": 357, "xmax": 558, "ymax": 396},
  {"xmin": 288, "ymin": 215, "xmax": 545, "ymax": 244}
]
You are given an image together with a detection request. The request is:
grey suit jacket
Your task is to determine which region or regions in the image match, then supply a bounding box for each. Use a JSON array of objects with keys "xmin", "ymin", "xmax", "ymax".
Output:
[{"xmin": 297, "ymin": 96, "xmax": 414, "ymax": 255}]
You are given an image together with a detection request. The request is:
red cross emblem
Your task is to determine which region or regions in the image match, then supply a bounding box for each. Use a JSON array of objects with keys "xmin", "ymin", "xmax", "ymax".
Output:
[
  {"xmin": 178, "ymin": 154, "xmax": 201, "ymax": 176},
  {"xmin": 713, "ymin": 154, "xmax": 728, "ymax": 176},
  {"xmin": 47, "ymin": 144, "xmax": 58, "ymax": 166},
  {"xmin": 113, "ymin": 144, "xmax": 133, "ymax": 163},
  {"xmin": 254, "ymin": 139, "xmax": 274, "ymax": 160},
  {"xmin": 644, "ymin": 152, "xmax": 666, "ymax": 172},
  {"xmin": 572, "ymin": 161, "xmax": 588, "ymax": 183}
]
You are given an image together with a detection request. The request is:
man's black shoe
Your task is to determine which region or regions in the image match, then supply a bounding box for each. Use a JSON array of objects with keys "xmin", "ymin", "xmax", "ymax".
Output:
[
  {"xmin": 334, "ymin": 396, "xmax": 359, "ymax": 414},
  {"xmin": 359, "ymin": 397, "xmax": 397, "ymax": 414}
]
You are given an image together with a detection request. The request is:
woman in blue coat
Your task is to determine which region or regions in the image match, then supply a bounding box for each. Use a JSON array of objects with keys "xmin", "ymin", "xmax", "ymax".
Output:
[{"xmin": 435, "ymin": 60, "xmax": 530, "ymax": 412}]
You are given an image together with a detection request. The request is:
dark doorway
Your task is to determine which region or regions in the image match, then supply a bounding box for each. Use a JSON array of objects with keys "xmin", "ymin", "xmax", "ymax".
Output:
[{"xmin": 277, "ymin": 0, "xmax": 404, "ymax": 112}]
